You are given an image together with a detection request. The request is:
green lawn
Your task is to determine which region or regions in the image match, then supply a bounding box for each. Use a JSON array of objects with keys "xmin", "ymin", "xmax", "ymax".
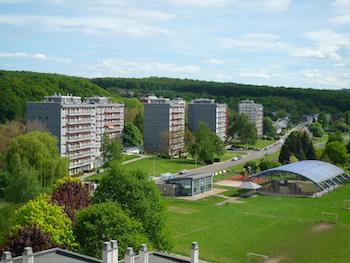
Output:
[
  {"xmin": 124, "ymin": 157, "xmax": 202, "ymax": 176},
  {"xmin": 165, "ymin": 184, "xmax": 350, "ymax": 263},
  {"xmin": 122, "ymin": 154, "xmax": 140, "ymax": 162}
]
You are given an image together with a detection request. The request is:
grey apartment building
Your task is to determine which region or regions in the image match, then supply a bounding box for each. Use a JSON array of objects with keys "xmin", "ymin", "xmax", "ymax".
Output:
[
  {"xmin": 26, "ymin": 95, "xmax": 124, "ymax": 175},
  {"xmin": 238, "ymin": 99, "xmax": 263, "ymax": 137},
  {"xmin": 144, "ymin": 97, "xmax": 185, "ymax": 156},
  {"xmin": 188, "ymin": 98, "xmax": 227, "ymax": 141}
]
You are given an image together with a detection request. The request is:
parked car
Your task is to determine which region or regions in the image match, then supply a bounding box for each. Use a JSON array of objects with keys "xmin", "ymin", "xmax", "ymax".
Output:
[
  {"xmin": 232, "ymin": 157, "xmax": 239, "ymax": 161},
  {"xmin": 178, "ymin": 169, "xmax": 189, "ymax": 175}
]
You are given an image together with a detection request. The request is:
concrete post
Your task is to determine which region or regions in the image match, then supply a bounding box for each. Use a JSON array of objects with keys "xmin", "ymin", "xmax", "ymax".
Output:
[
  {"xmin": 102, "ymin": 241, "xmax": 112, "ymax": 263},
  {"xmin": 110, "ymin": 240, "xmax": 118, "ymax": 263},
  {"xmin": 22, "ymin": 247, "xmax": 34, "ymax": 263},
  {"xmin": 191, "ymin": 242, "xmax": 199, "ymax": 263},
  {"xmin": 139, "ymin": 244, "xmax": 149, "ymax": 263},
  {"xmin": 1, "ymin": 251, "xmax": 12, "ymax": 263},
  {"xmin": 124, "ymin": 247, "xmax": 135, "ymax": 263}
]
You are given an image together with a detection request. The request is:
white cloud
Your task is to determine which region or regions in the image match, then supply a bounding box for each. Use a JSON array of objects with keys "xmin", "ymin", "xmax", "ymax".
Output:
[
  {"xmin": 331, "ymin": 0, "xmax": 350, "ymax": 24},
  {"xmin": 165, "ymin": 0, "xmax": 237, "ymax": 8},
  {"xmin": 202, "ymin": 58, "xmax": 229, "ymax": 65},
  {"xmin": 0, "ymin": 14, "xmax": 170, "ymax": 37},
  {"xmin": 0, "ymin": 51, "xmax": 71, "ymax": 63},
  {"xmin": 239, "ymin": 69, "xmax": 270, "ymax": 79},
  {"xmin": 0, "ymin": 51, "xmax": 48, "ymax": 60},
  {"xmin": 88, "ymin": 59, "xmax": 201, "ymax": 76},
  {"xmin": 164, "ymin": 0, "xmax": 292, "ymax": 11},
  {"xmin": 218, "ymin": 33, "xmax": 289, "ymax": 51},
  {"xmin": 293, "ymin": 29, "xmax": 350, "ymax": 61}
]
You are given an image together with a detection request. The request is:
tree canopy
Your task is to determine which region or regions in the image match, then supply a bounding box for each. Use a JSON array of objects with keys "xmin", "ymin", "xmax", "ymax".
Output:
[
  {"xmin": 263, "ymin": 117, "xmax": 276, "ymax": 138},
  {"xmin": 279, "ymin": 130, "xmax": 316, "ymax": 164},
  {"xmin": 189, "ymin": 122, "xmax": 225, "ymax": 164},
  {"xmin": 12, "ymin": 195, "xmax": 76, "ymax": 249},
  {"xmin": 308, "ymin": 122, "xmax": 324, "ymax": 137},
  {"xmin": 229, "ymin": 114, "xmax": 257, "ymax": 145},
  {"xmin": 5, "ymin": 131, "xmax": 68, "ymax": 187},
  {"xmin": 93, "ymin": 162, "xmax": 171, "ymax": 251},
  {"xmin": 101, "ymin": 134, "xmax": 123, "ymax": 165},
  {"xmin": 74, "ymin": 202, "xmax": 149, "ymax": 259},
  {"xmin": 123, "ymin": 122, "xmax": 143, "ymax": 147},
  {"xmin": 322, "ymin": 141, "xmax": 348, "ymax": 165}
]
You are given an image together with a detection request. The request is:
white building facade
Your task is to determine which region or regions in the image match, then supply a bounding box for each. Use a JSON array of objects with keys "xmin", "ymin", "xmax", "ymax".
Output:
[
  {"xmin": 238, "ymin": 99, "xmax": 264, "ymax": 137},
  {"xmin": 27, "ymin": 95, "xmax": 124, "ymax": 175}
]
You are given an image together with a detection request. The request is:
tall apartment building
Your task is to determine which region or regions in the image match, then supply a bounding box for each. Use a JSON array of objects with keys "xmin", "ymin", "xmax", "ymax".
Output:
[
  {"xmin": 144, "ymin": 97, "xmax": 185, "ymax": 156},
  {"xmin": 26, "ymin": 95, "xmax": 124, "ymax": 175},
  {"xmin": 188, "ymin": 98, "xmax": 228, "ymax": 141},
  {"xmin": 238, "ymin": 99, "xmax": 263, "ymax": 137},
  {"xmin": 85, "ymin": 97, "xmax": 124, "ymax": 156}
]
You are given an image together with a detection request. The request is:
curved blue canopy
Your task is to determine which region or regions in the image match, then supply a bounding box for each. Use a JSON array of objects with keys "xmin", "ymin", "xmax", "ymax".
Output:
[{"xmin": 256, "ymin": 160, "xmax": 346, "ymax": 184}]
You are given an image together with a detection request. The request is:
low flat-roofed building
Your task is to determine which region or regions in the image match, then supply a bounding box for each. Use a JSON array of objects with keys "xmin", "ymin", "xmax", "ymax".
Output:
[{"xmin": 164, "ymin": 173, "xmax": 213, "ymax": 196}]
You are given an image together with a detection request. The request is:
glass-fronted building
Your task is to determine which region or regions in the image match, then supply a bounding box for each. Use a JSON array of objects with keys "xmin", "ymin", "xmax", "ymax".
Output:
[{"xmin": 165, "ymin": 173, "xmax": 213, "ymax": 196}]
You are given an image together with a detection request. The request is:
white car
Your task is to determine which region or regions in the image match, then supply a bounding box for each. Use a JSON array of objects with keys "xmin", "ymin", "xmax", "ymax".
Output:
[
  {"xmin": 178, "ymin": 169, "xmax": 188, "ymax": 175},
  {"xmin": 232, "ymin": 157, "xmax": 239, "ymax": 161}
]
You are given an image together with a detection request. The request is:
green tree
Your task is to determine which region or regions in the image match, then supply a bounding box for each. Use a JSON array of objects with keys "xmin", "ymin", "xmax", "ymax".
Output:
[
  {"xmin": 279, "ymin": 130, "xmax": 316, "ymax": 164},
  {"xmin": 0, "ymin": 171, "xmax": 9, "ymax": 199},
  {"xmin": 12, "ymin": 195, "xmax": 76, "ymax": 249},
  {"xmin": 244, "ymin": 161, "xmax": 259, "ymax": 174},
  {"xmin": 101, "ymin": 134, "xmax": 123, "ymax": 165},
  {"xmin": 322, "ymin": 141, "xmax": 348, "ymax": 165},
  {"xmin": 259, "ymin": 159, "xmax": 281, "ymax": 171},
  {"xmin": 308, "ymin": 122, "xmax": 324, "ymax": 137},
  {"xmin": 74, "ymin": 202, "xmax": 149, "ymax": 259},
  {"xmin": 275, "ymin": 109, "xmax": 288, "ymax": 119},
  {"xmin": 327, "ymin": 131, "xmax": 343, "ymax": 144},
  {"xmin": 333, "ymin": 121, "xmax": 349, "ymax": 133},
  {"xmin": 263, "ymin": 117, "xmax": 276, "ymax": 138},
  {"xmin": 134, "ymin": 111, "xmax": 144, "ymax": 135},
  {"xmin": 229, "ymin": 114, "xmax": 257, "ymax": 145},
  {"xmin": 318, "ymin": 112, "xmax": 328, "ymax": 129},
  {"xmin": 93, "ymin": 163, "xmax": 171, "ymax": 251},
  {"xmin": 184, "ymin": 127, "xmax": 195, "ymax": 153},
  {"xmin": 123, "ymin": 122, "xmax": 143, "ymax": 147},
  {"xmin": 189, "ymin": 122, "xmax": 224, "ymax": 164},
  {"xmin": 5, "ymin": 131, "xmax": 68, "ymax": 188}
]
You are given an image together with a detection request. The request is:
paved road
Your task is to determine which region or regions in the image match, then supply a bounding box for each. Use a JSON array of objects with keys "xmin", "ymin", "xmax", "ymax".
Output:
[{"xmin": 186, "ymin": 125, "xmax": 303, "ymax": 176}]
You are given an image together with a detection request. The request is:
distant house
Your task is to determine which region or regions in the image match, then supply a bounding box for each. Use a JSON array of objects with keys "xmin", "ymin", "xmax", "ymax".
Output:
[
  {"xmin": 159, "ymin": 173, "xmax": 213, "ymax": 196},
  {"xmin": 273, "ymin": 117, "xmax": 289, "ymax": 134},
  {"xmin": 302, "ymin": 114, "xmax": 319, "ymax": 124},
  {"xmin": 1, "ymin": 240, "xmax": 203, "ymax": 263}
]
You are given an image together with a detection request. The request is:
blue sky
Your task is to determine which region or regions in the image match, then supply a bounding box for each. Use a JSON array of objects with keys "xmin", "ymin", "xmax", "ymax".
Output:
[{"xmin": 0, "ymin": 0, "xmax": 349, "ymax": 89}]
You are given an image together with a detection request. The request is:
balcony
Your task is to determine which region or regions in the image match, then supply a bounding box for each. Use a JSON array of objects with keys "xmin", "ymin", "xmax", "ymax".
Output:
[
  {"xmin": 67, "ymin": 119, "xmax": 93, "ymax": 125},
  {"xmin": 69, "ymin": 151, "xmax": 94, "ymax": 160},
  {"xmin": 67, "ymin": 135, "xmax": 92, "ymax": 143},
  {"xmin": 67, "ymin": 144, "xmax": 92, "ymax": 151},
  {"xmin": 69, "ymin": 159, "xmax": 93, "ymax": 169},
  {"xmin": 67, "ymin": 111, "xmax": 93, "ymax": 116},
  {"xmin": 67, "ymin": 127, "xmax": 93, "ymax": 134},
  {"xmin": 104, "ymin": 114, "xmax": 123, "ymax": 120}
]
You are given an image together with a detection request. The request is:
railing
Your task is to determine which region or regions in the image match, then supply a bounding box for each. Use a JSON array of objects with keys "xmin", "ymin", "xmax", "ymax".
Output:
[
  {"xmin": 67, "ymin": 135, "xmax": 92, "ymax": 143},
  {"xmin": 67, "ymin": 111, "xmax": 93, "ymax": 116},
  {"xmin": 67, "ymin": 127, "xmax": 93, "ymax": 134},
  {"xmin": 67, "ymin": 144, "xmax": 92, "ymax": 151},
  {"xmin": 67, "ymin": 119, "xmax": 93, "ymax": 125},
  {"xmin": 69, "ymin": 152, "xmax": 93, "ymax": 160},
  {"xmin": 69, "ymin": 160, "xmax": 93, "ymax": 169}
]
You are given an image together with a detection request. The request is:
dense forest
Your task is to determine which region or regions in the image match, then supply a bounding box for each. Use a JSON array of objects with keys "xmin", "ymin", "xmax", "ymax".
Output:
[
  {"xmin": 91, "ymin": 77, "xmax": 350, "ymax": 116},
  {"xmin": 1, "ymin": 70, "xmax": 350, "ymax": 124},
  {"xmin": 0, "ymin": 70, "xmax": 109, "ymax": 123}
]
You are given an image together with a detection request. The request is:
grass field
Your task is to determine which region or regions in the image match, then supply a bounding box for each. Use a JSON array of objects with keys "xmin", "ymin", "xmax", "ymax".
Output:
[
  {"xmin": 86, "ymin": 151, "xmax": 242, "ymax": 181},
  {"xmin": 122, "ymin": 154, "xmax": 140, "ymax": 162},
  {"xmin": 165, "ymin": 184, "xmax": 350, "ymax": 263}
]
